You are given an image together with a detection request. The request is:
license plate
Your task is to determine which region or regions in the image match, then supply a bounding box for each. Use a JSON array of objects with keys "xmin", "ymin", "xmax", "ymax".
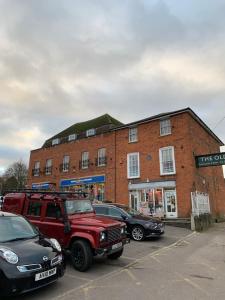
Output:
[
  {"xmin": 112, "ymin": 242, "xmax": 122, "ymax": 250},
  {"xmin": 35, "ymin": 268, "xmax": 56, "ymax": 281}
]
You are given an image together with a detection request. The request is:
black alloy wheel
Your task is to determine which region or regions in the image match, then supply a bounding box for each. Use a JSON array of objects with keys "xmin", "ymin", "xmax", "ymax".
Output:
[
  {"xmin": 131, "ymin": 226, "xmax": 145, "ymax": 241},
  {"xmin": 71, "ymin": 240, "xmax": 93, "ymax": 272}
]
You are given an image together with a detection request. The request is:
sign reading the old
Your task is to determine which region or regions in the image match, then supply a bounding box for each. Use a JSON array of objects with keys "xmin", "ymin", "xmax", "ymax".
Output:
[{"xmin": 195, "ymin": 152, "xmax": 225, "ymax": 168}]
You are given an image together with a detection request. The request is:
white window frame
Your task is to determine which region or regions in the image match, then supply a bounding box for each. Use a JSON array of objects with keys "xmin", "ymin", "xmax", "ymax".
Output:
[
  {"xmin": 86, "ymin": 128, "xmax": 96, "ymax": 137},
  {"xmin": 129, "ymin": 127, "xmax": 138, "ymax": 143},
  {"xmin": 52, "ymin": 138, "xmax": 60, "ymax": 146},
  {"xmin": 81, "ymin": 151, "xmax": 89, "ymax": 169},
  {"xmin": 160, "ymin": 119, "xmax": 171, "ymax": 136},
  {"xmin": 45, "ymin": 159, "xmax": 52, "ymax": 175},
  {"xmin": 68, "ymin": 134, "xmax": 77, "ymax": 141},
  {"xmin": 62, "ymin": 155, "xmax": 70, "ymax": 172},
  {"xmin": 159, "ymin": 146, "xmax": 176, "ymax": 175},
  {"xmin": 127, "ymin": 152, "xmax": 140, "ymax": 179},
  {"xmin": 33, "ymin": 161, "xmax": 40, "ymax": 176},
  {"xmin": 98, "ymin": 148, "xmax": 106, "ymax": 166}
]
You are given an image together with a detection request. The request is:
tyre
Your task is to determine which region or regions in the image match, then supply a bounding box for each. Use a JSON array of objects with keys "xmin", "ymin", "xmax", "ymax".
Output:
[
  {"xmin": 131, "ymin": 226, "xmax": 145, "ymax": 241},
  {"xmin": 107, "ymin": 248, "xmax": 124, "ymax": 260},
  {"xmin": 71, "ymin": 240, "xmax": 93, "ymax": 272}
]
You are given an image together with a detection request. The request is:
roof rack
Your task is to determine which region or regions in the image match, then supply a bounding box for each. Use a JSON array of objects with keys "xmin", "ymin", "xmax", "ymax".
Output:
[{"xmin": 3, "ymin": 189, "xmax": 89, "ymax": 197}]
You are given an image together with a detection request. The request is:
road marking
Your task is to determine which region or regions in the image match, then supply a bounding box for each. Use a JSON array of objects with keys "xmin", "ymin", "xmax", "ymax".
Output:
[
  {"xmin": 65, "ymin": 273, "xmax": 91, "ymax": 282},
  {"xmin": 50, "ymin": 231, "xmax": 197, "ymax": 300}
]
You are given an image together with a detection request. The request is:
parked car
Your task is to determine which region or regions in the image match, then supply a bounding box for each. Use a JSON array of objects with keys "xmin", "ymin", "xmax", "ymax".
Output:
[
  {"xmin": 3, "ymin": 191, "xmax": 129, "ymax": 272},
  {"xmin": 93, "ymin": 203, "xmax": 165, "ymax": 241},
  {"xmin": 0, "ymin": 211, "xmax": 65, "ymax": 297},
  {"xmin": 0, "ymin": 195, "xmax": 4, "ymax": 210}
]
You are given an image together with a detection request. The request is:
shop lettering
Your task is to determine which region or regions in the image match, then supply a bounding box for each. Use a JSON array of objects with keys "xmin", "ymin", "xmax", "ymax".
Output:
[{"xmin": 196, "ymin": 152, "xmax": 225, "ymax": 168}]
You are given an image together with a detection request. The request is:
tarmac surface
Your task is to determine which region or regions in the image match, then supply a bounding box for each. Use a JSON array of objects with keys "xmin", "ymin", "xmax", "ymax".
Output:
[{"xmin": 6, "ymin": 223, "xmax": 225, "ymax": 300}]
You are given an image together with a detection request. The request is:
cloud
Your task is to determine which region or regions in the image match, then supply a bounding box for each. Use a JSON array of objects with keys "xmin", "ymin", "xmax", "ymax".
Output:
[{"xmin": 0, "ymin": 0, "xmax": 225, "ymax": 172}]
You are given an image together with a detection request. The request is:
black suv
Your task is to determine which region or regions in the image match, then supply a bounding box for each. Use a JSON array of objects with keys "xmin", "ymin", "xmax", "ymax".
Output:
[
  {"xmin": 0, "ymin": 211, "xmax": 65, "ymax": 296},
  {"xmin": 93, "ymin": 203, "xmax": 164, "ymax": 241}
]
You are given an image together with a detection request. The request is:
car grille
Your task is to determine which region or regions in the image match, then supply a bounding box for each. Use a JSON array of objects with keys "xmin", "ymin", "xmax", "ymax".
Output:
[{"xmin": 107, "ymin": 227, "xmax": 121, "ymax": 243}]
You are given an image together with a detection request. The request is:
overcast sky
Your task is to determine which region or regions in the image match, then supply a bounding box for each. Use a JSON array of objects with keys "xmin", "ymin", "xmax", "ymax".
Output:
[{"xmin": 0, "ymin": 0, "xmax": 225, "ymax": 174}]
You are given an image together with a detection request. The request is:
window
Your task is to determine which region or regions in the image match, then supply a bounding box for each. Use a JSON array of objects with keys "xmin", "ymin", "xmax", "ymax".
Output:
[
  {"xmin": 46, "ymin": 203, "xmax": 62, "ymax": 218},
  {"xmin": 33, "ymin": 161, "xmax": 40, "ymax": 176},
  {"xmin": 129, "ymin": 127, "xmax": 138, "ymax": 142},
  {"xmin": 127, "ymin": 153, "xmax": 140, "ymax": 178},
  {"xmin": 52, "ymin": 138, "xmax": 60, "ymax": 146},
  {"xmin": 108, "ymin": 207, "xmax": 122, "ymax": 218},
  {"xmin": 81, "ymin": 151, "xmax": 89, "ymax": 169},
  {"xmin": 86, "ymin": 128, "xmax": 96, "ymax": 137},
  {"xmin": 160, "ymin": 119, "xmax": 171, "ymax": 136},
  {"xmin": 97, "ymin": 148, "xmax": 106, "ymax": 166},
  {"xmin": 27, "ymin": 201, "xmax": 42, "ymax": 216},
  {"xmin": 159, "ymin": 146, "xmax": 176, "ymax": 175},
  {"xmin": 94, "ymin": 206, "xmax": 108, "ymax": 215},
  {"xmin": 62, "ymin": 155, "xmax": 70, "ymax": 172},
  {"xmin": 45, "ymin": 159, "xmax": 52, "ymax": 175},
  {"xmin": 68, "ymin": 134, "xmax": 77, "ymax": 141}
]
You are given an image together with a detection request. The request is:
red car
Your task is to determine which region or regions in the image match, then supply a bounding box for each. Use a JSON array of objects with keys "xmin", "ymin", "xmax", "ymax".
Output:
[{"xmin": 3, "ymin": 191, "xmax": 129, "ymax": 271}]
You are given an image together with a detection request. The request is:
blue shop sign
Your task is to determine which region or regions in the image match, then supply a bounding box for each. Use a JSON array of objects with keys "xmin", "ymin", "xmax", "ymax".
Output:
[
  {"xmin": 32, "ymin": 182, "xmax": 51, "ymax": 189},
  {"xmin": 60, "ymin": 175, "xmax": 105, "ymax": 187}
]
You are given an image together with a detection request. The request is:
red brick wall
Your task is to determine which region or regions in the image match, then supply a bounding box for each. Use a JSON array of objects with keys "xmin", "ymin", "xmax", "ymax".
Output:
[{"xmin": 28, "ymin": 111, "xmax": 225, "ymax": 218}]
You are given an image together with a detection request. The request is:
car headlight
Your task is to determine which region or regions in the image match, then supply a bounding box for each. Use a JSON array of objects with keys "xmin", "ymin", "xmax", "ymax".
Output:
[
  {"xmin": 146, "ymin": 223, "xmax": 158, "ymax": 229},
  {"xmin": 0, "ymin": 249, "xmax": 18, "ymax": 264},
  {"xmin": 50, "ymin": 238, "xmax": 62, "ymax": 252},
  {"xmin": 99, "ymin": 231, "xmax": 107, "ymax": 242},
  {"xmin": 121, "ymin": 226, "xmax": 126, "ymax": 235}
]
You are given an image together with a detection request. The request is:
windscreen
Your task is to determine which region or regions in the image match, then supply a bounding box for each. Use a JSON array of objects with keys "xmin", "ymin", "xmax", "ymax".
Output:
[
  {"xmin": 65, "ymin": 199, "xmax": 94, "ymax": 214},
  {"xmin": 0, "ymin": 216, "xmax": 38, "ymax": 242}
]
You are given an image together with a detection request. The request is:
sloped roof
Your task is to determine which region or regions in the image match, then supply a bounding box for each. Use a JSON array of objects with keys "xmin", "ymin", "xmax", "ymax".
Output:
[{"xmin": 43, "ymin": 114, "xmax": 123, "ymax": 147}]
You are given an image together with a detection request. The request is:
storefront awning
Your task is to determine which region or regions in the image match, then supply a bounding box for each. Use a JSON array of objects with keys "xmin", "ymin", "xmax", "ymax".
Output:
[
  {"xmin": 128, "ymin": 180, "xmax": 176, "ymax": 190},
  {"xmin": 60, "ymin": 175, "xmax": 105, "ymax": 187}
]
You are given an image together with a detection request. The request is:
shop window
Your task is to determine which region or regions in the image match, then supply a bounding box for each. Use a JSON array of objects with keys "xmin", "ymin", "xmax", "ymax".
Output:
[
  {"xmin": 127, "ymin": 153, "xmax": 140, "ymax": 179},
  {"xmin": 81, "ymin": 151, "xmax": 89, "ymax": 169},
  {"xmin": 27, "ymin": 201, "xmax": 42, "ymax": 216},
  {"xmin": 45, "ymin": 159, "xmax": 52, "ymax": 175},
  {"xmin": 97, "ymin": 148, "xmax": 106, "ymax": 166},
  {"xmin": 129, "ymin": 127, "xmax": 138, "ymax": 143},
  {"xmin": 160, "ymin": 119, "xmax": 171, "ymax": 136},
  {"xmin": 159, "ymin": 146, "xmax": 176, "ymax": 175}
]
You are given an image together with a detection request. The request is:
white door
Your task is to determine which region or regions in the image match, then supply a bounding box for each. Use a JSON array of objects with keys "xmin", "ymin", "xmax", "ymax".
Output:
[
  {"xmin": 164, "ymin": 190, "xmax": 177, "ymax": 218},
  {"xmin": 129, "ymin": 192, "xmax": 140, "ymax": 212}
]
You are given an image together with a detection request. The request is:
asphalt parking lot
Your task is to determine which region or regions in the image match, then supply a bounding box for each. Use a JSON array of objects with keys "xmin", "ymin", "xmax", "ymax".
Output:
[{"xmin": 10, "ymin": 225, "xmax": 192, "ymax": 300}]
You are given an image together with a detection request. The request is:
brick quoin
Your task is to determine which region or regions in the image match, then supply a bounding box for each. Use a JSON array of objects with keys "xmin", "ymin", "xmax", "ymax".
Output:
[{"xmin": 27, "ymin": 109, "xmax": 225, "ymax": 219}]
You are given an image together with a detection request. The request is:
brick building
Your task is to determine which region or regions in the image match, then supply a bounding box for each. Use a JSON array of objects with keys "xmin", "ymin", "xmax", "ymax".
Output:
[{"xmin": 27, "ymin": 108, "xmax": 225, "ymax": 219}]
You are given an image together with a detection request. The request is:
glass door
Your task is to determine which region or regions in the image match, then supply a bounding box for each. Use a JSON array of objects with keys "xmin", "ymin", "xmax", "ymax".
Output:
[
  {"xmin": 129, "ymin": 192, "xmax": 140, "ymax": 212},
  {"xmin": 164, "ymin": 190, "xmax": 177, "ymax": 218}
]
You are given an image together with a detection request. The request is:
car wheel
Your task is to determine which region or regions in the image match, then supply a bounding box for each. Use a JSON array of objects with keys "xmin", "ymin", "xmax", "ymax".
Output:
[
  {"xmin": 71, "ymin": 240, "xmax": 93, "ymax": 272},
  {"xmin": 131, "ymin": 226, "xmax": 145, "ymax": 241},
  {"xmin": 107, "ymin": 248, "xmax": 124, "ymax": 260}
]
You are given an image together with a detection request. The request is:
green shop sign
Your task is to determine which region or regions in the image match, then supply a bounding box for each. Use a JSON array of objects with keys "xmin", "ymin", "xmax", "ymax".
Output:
[{"xmin": 195, "ymin": 152, "xmax": 225, "ymax": 168}]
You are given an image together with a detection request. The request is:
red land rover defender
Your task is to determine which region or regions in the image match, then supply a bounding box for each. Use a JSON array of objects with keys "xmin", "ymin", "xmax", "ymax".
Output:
[{"xmin": 3, "ymin": 191, "xmax": 129, "ymax": 272}]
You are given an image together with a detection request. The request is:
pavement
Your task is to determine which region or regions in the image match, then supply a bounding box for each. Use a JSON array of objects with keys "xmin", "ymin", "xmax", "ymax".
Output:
[{"xmin": 6, "ymin": 223, "xmax": 225, "ymax": 300}]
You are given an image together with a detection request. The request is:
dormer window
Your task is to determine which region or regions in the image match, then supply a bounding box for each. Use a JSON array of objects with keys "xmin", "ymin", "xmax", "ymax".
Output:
[
  {"xmin": 68, "ymin": 134, "xmax": 77, "ymax": 141},
  {"xmin": 52, "ymin": 138, "xmax": 60, "ymax": 146},
  {"xmin": 86, "ymin": 128, "xmax": 96, "ymax": 137}
]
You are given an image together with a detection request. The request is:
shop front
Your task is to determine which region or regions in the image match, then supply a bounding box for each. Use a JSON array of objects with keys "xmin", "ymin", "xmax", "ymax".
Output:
[
  {"xmin": 128, "ymin": 180, "xmax": 177, "ymax": 218},
  {"xmin": 60, "ymin": 175, "xmax": 105, "ymax": 201}
]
